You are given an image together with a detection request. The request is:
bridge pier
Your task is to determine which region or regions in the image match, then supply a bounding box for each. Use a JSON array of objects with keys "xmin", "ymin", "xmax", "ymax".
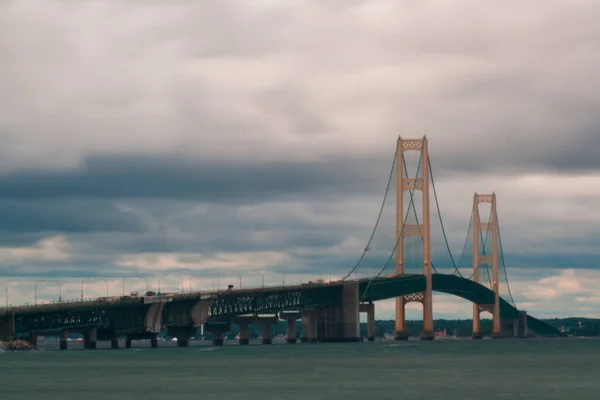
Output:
[
  {"xmin": 111, "ymin": 336, "xmax": 119, "ymax": 349},
  {"xmin": 204, "ymin": 321, "xmax": 231, "ymax": 346},
  {"xmin": 125, "ymin": 336, "xmax": 132, "ymax": 349},
  {"xmin": 59, "ymin": 330, "xmax": 68, "ymax": 350},
  {"xmin": 0, "ymin": 311, "xmax": 15, "ymax": 341},
  {"xmin": 360, "ymin": 303, "xmax": 375, "ymax": 341},
  {"xmin": 258, "ymin": 315, "xmax": 278, "ymax": 345},
  {"xmin": 280, "ymin": 311, "xmax": 301, "ymax": 344},
  {"xmin": 302, "ymin": 310, "xmax": 319, "ymax": 343},
  {"xmin": 233, "ymin": 316, "xmax": 254, "ymax": 345},
  {"xmin": 151, "ymin": 334, "xmax": 158, "ymax": 348},
  {"xmin": 320, "ymin": 282, "xmax": 361, "ymax": 343},
  {"xmin": 168, "ymin": 325, "xmax": 196, "ymax": 347},
  {"xmin": 26, "ymin": 332, "xmax": 37, "ymax": 348},
  {"xmin": 83, "ymin": 328, "xmax": 98, "ymax": 349},
  {"xmin": 300, "ymin": 313, "xmax": 310, "ymax": 342},
  {"xmin": 518, "ymin": 311, "xmax": 529, "ymax": 338}
]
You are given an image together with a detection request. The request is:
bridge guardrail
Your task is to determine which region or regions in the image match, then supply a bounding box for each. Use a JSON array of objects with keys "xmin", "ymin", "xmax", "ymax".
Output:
[{"xmin": 0, "ymin": 278, "xmax": 360, "ymax": 313}]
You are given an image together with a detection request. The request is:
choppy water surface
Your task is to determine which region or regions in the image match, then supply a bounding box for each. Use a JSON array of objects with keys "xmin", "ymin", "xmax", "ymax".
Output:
[{"xmin": 1, "ymin": 338, "xmax": 599, "ymax": 400}]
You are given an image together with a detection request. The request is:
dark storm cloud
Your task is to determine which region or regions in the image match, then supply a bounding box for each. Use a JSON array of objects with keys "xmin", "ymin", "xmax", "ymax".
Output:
[
  {"xmin": 0, "ymin": 199, "xmax": 144, "ymax": 236},
  {"xmin": 0, "ymin": 154, "xmax": 387, "ymax": 202}
]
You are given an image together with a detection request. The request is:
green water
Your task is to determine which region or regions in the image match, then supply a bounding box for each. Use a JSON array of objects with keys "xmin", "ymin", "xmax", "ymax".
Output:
[{"xmin": 1, "ymin": 338, "xmax": 598, "ymax": 400}]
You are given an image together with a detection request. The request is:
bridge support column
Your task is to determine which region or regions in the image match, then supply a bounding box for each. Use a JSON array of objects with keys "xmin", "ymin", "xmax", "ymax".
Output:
[
  {"xmin": 151, "ymin": 334, "xmax": 158, "ymax": 348},
  {"xmin": 233, "ymin": 316, "xmax": 255, "ymax": 345},
  {"xmin": 26, "ymin": 332, "xmax": 37, "ymax": 348},
  {"xmin": 204, "ymin": 321, "xmax": 231, "ymax": 346},
  {"xmin": 262, "ymin": 323, "xmax": 272, "ymax": 345},
  {"xmin": 238, "ymin": 322, "xmax": 250, "ymax": 345},
  {"xmin": 85, "ymin": 328, "xmax": 97, "ymax": 349},
  {"xmin": 362, "ymin": 303, "xmax": 376, "ymax": 342},
  {"xmin": 320, "ymin": 282, "xmax": 361, "ymax": 342},
  {"xmin": 111, "ymin": 336, "xmax": 119, "ymax": 349},
  {"xmin": 300, "ymin": 313, "xmax": 309, "ymax": 342},
  {"xmin": 280, "ymin": 311, "xmax": 300, "ymax": 344},
  {"xmin": 518, "ymin": 311, "xmax": 528, "ymax": 338},
  {"xmin": 472, "ymin": 307, "xmax": 482, "ymax": 339},
  {"xmin": 302, "ymin": 310, "xmax": 319, "ymax": 343},
  {"xmin": 0, "ymin": 311, "xmax": 15, "ymax": 342},
  {"xmin": 59, "ymin": 330, "xmax": 68, "ymax": 350},
  {"xmin": 168, "ymin": 325, "xmax": 196, "ymax": 347},
  {"xmin": 125, "ymin": 336, "xmax": 132, "ymax": 349},
  {"xmin": 395, "ymin": 136, "xmax": 434, "ymax": 341},
  {"xmin": 257, "ymin": 315, "xmax": 278, "ymax": 345}
]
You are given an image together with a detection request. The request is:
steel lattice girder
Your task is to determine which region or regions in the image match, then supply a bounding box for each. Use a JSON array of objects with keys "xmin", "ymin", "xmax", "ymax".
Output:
[
  {"xmin": 13, "ymin": 303, "xmax": 149, "ymax": 333},
  {"xmin": 208, "ymin": 285, "xmax": 344, "ymax": 319}
]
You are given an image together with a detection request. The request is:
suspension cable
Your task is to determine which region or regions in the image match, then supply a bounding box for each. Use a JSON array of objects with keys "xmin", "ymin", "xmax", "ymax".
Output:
[
  {"xmin": 359, "ymin": 150, "xmax": 423, "ymax": 300},
  {"xmin": 453, "ymin": 207, "xmax": 473, "ymax": 277},
  {"xmin": 341, "ymin": 145, "xmax": 398, "ymax": 281},
  {"xmin": 429, "ymin": 157, "xmax": 463, "ymax": 275},
  {"xmin": 496, "ymin": 213, "xmax": 517, "ymax": 307}
]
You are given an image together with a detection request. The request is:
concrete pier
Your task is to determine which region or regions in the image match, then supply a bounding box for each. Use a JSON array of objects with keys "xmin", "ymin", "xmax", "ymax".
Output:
[
  {"xmin": 0, "ymin": 311, "xmax": 15, "ymax": 341},
  {"xmin": 125, "ymin": 336, "xmax": 132, "ymax": 348},
  {"xmin": 518, "ymin": 311, "xmax": 528, "ymax": 338},
  {"xmin": 238, "ymin": 322, "xmax": 250, "ymax": 345},
  {"xmin": 280, "ymin": 311, "xmax": 301, "ymax": 344},
  {"xmin": 300, "ymin": 313, "xmax": 309, "ymax": 342},
  {"xmin": 86, "ymin": 328, "xmax": 97, "ymax": 349},
  {"xmin": 204, "ymin": 321, "xmax": 231, "ymax": 346},
  {"xmin": 151, "ymin": 334, "xmax": 158, "ymax": 348},
  {"xmin": 258, "ymin": 315, "xmax": 278, "ymax": 345},
  {"xmin": 168, "ymin": 325, "xmax": 196, "ymax": 347},
  {"xmin": 233, "ymin": 316, "xmax": 253, "ymax": 345},
  {"xmin": 59, "ymin": 330, "xmax": 68, "ymax": 350},
  {"xmin": 360, "ymin": 303, "xmax": 375, "ymax": 341},
  {"xmin": 111, "ymin": 336, "xmax": 119, "ymax": 349}
]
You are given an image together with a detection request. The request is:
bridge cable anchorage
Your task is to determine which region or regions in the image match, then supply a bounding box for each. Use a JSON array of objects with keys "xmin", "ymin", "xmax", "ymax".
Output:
[
  {"xmin": 496, "ymin": 213, "xmax": 517, "ymax": 307},
  {"xmin": 359, "ymin": 149, "xmax": 423, "ymax": 301},
  {"xmin": 428, "ymin": 157, "xmax": 466, "ymax": 276},
  {"xmin": 341, "ymin": 143, "xmax": 398, "ymax": 281}
]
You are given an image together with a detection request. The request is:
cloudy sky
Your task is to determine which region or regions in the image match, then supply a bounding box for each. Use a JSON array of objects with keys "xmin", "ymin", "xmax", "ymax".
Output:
[{"xmin": 1, "ymin": 0, "xmax": 599, "ymax": 321}]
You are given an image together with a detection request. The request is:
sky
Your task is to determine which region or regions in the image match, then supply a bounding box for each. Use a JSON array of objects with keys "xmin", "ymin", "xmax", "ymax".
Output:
[{"xmin": 1, "ymin": 0, "xmax": 599, "ymax": 321}]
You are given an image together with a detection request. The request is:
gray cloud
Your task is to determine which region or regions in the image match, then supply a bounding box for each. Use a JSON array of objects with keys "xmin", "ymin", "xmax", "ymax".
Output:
[{"xmin": 1, "ymin": 1, "xmax": 600, "ymax": 317}]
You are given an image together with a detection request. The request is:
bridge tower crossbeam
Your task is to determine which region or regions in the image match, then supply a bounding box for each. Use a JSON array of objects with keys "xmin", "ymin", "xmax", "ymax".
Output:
[
  {"xmin": 394, "ymin": 136, "xmax": 434, "ymax": 341},
  {"xmin": 471, "ymin": 192, "xmax": 501, "ymax": 338}
]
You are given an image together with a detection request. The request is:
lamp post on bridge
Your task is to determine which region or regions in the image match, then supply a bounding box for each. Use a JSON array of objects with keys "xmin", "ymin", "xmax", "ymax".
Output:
[
  {"xmin": 158, "ymin": 274, "xmax": 191, "ymax": 293},
  {"xmin": 34, "ymin": 280, "xmax": 63, "ymax": 305},
  {"xmin": 80, "ymin": 278, "xmax": 109, "ymax": 300},
  {"xmin": 121, "ymin": 277, "xmax": 149, "ymax": 296}
]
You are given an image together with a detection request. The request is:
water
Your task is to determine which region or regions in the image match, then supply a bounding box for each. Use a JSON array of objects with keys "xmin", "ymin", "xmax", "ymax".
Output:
[{"xmin": 1, "ymin": 338, "xmax": 599, "ymax": 400}]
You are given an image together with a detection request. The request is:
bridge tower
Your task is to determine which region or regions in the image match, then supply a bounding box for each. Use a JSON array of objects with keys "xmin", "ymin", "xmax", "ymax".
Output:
[
  {"xmin": 471, "ymin": 193, "xmax": 501, "ymax": 338},
  {"xmin": 394, "ymin": 136, "xmax": 434, "ymax": 341}
]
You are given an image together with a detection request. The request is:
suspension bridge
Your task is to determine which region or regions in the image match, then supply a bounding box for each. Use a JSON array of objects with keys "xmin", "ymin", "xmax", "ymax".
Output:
[{"xmin": 0, "ymin": 136, "xmax": 561, "ymax": 348}]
